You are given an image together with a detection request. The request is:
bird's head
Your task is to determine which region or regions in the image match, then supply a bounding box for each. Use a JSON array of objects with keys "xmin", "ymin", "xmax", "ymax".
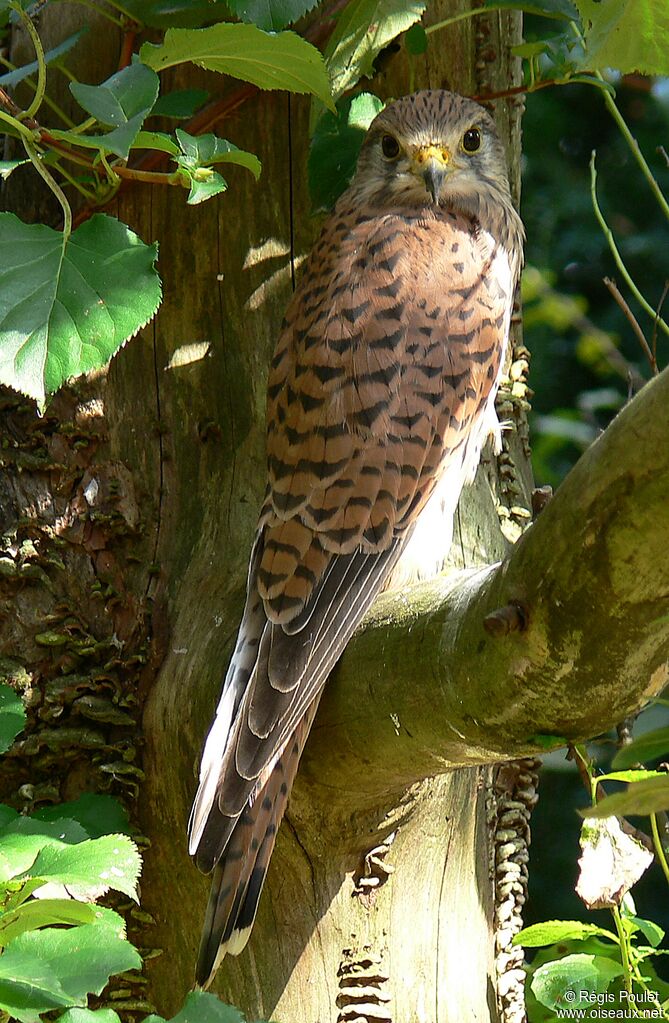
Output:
[{"xmin": 353, "ymin": 90, "xmax": 512, "ymax": 214}]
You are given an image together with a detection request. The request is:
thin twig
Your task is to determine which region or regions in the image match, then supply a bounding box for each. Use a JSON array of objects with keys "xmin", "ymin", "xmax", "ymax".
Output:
[
  {"xmin": 569, "ymin": 21, "xmax": 669, "ymax": 224},
  {"xmin": 600, "ymin": 82, "xmax": 669, "ymax": 224},
  {"xmin": 473, "ymin": 78, "xmax": 576, "ymax": 103},
  {"xmin": 23, "ymin": 139, "xmax": 72, "ymax": 237},
  {"xmin": 658, "ymin": 146, "xmax": 669, "ymax": 170},
  {"xmin": 0, "ymin": 85, "xmax": 23, "ymax": 118},
  {"xmin": 425, "ymin": 7, "xmax": 488, "ymax": 35},
  {"xmin": 650, "ymin": 814, "xmax": 669, "ymax": 887},
  {"xmin": 603, "ymin": 277, "xmax": 657, "ymax": 376},
  {"xmin": 590, "ymin": 151, "xmax": 669, "ymax": 341},
  {"xmin": 53, "ymin": 159, "xmax": 99, "ymax": 201},
  {"xmin": 0, "ymin": 108, "xmax": 35, "ymax": 142},
  {"xmin": 18, "ymin": 76, "xmax": 76, "ymax": 127},
  {"xmin": 118, "ymin": 29, "xmax": 137, "ymax": 71},
  {"xmin": 9, "ymin": 1, "xmax": 46, "ymax": 120}
]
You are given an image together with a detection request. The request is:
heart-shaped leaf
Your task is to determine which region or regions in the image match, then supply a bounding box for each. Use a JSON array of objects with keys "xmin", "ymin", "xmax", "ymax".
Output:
[{"xmin": 0, "ymin": 213, "xmax": 161, "ymax": 410}]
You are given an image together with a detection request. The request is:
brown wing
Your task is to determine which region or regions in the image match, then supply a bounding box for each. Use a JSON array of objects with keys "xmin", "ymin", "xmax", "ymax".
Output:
[
  {"xmin": 259, "ymin": 201, "xmax": 511, "ymax": 625},
  {"xmin": 216, "ymin": 200, "xmax": 511, "ymax": 803}
]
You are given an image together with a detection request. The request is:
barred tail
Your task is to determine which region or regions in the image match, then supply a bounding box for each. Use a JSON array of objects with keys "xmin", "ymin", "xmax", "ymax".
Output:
[{"xmin": 195, "ymin": 702, "xmax": 318, "ymax": 989}]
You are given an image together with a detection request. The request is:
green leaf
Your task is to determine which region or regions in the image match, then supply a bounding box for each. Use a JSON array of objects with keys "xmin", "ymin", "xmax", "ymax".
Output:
[
  {"xmin": 0, "ymin": 29, "xmax": 86, "ymax": 89},
  {"xmin": 0, "ymin": 804, "xmax": 19, "ymax": 829},
  {"xmin": 25, "ymin": 835, "xmax": 141, "ymax": 901},
  {"xmin": 46, "ymin": 127, "xmax": 128, "ymax": 156},
  {"xmin": 32, "ymin": 794, "xmax": 131, "ymax": 839},
  {"xmin": 59, "ymin": 1010, "xmax": 121, "ymax": 1023},
  {"xmin": 0, "ymin": 682, "xmax": 26, "ymax": 752},
  {"xmin": 612, "ymin": 727, "xmax": 669, "ymax": 769},
  {"xmin": 324, "ymin": 0, "xmax": 426, "ymax": 100},
  {"xmin": 171, "ymin": 129, "xmax": 261, "ymax": 204},
  {"xmin": 530, "ymin": 953, "xmax": 624, "ymax": 1011},
  {"xmin": 404, "ymin": 23, "xmax": 427, "ymax": 55},
  {"xmin": 0, "ymin": 817, "xmax": 89, "ymax": 883},
  {"xmin": 483, "ymin": 0, "xmax": 578, "ymax": 18},
  {"xmin": 0, "ymin": 212, "xmax": 161, "ymax": 410},
  {"xmin": 226, "ymin": 0, "xmax": 319, "ymax": 31},
  {"xmin": 598, "ymin": 769, "xmax": 666, "ymax": 785},
  {"xmin": 0, "ymin": 898, "xmax": 97, "ymax": 946},
  {"xmin": 513, "ymin": 920, "xmax": 614, "ymax": 947},
  {"xmin": 144, "ymin": 990, "xmax": 247, "ymax": 1023},
  {"xmin": 1, "ymin": 818, "xmax": 88, "ymax": 843},
  {"xmin": 623, "ymin": 914, "xmax": 664, "ymax": 948},
  {"xmin": 69, "ymin": 62, "xmax": 160, "ymax": 160},
  {"xmin": 0, "ymin": 159, "xmax": 29, "ymax": 180},
  {"xmin": 140, "ymin": 24, "xmax": 334, "ymax": 110},
  {"xmin": 130, "ymin": 131, "xmax": 181, "ymax": 156},
  {"xmin": 0, "ymin": 946, "xmax": 76, "ymax": 1023},
  {"xmin": 175, "ymin": 129, "xmax": 261, "ymax": 177},
  {"xmin": 512, "ymin": 40, "xmax": 552, "ymax": 59},
  {"xmin": 152, "ymin": 88, "xmax": 210, "ymax": 118},
  {"xmin": 70, "ymin": 62, "xmax": 158, "ymax": 127},
  {"xmin": 308, "ymin": 92, "xmax": 384, "ymax": 210},
  {"xmin": 185, "ymin": 171, "xmax": 229, "ymax": 205},
  {"xmin": 7, "ymin": 923, "xmax": 141, "ymax": 1003},
  {"xmin": 581, "ymin": 776, "xmax": 669, "ymax": 818},
  {"xmin": 574, "ymin": 0, "xmax": 669, "ymax": 75}
]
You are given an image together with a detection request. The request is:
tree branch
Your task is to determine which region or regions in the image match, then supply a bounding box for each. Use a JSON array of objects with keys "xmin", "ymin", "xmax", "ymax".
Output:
[{"xmin": 303, "ymin": 367, "xmax": 669, "ymax": 799}]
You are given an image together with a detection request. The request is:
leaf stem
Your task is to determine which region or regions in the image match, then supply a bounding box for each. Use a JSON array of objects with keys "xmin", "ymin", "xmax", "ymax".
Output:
[
  {"xmin": 611, "ymin": 905, "xmax": 635, "ymax": 1001},
  {"xmin": 53, "ymin": 160, "xmax": 99, "ymax": 202},
  {"xmin": 650, "ymin": 814, "xmax": 669, "ymax": 887},
  {"xmin": 590, "ymin": 151, "xmax": 669, "ymax": 341},
  {"xmin": 570, "ymin": 20, "xmax": 669, "ymax": 224},
  {"xmin": 599, "ymin": 81, "xmax": 669, "ymax": 224},
  {"xmin": 425, "ymin": 7, "xmax": 487, "ymax": 36},
  {"xmin": 9, "ymin": 2, "xmax": 47, "ymax": 120},
  {"xmin": 111, "ymin": 166, "xmax": 182, "ymax": 186},
  {"xmin": 55, "ymin": 63, "xmax": 80, "ymax": 84},
  {"xmin": 0, "ymin": 109, "xmax": 35, "ymax": 142},
  {"xmin": 0, "ymin": 61, "xmax": 77, "ymax": 127},
  {"xmin": 70, "ymin": 116, "xmax": 98, "ymax": 135},
  {"xmin": 99, "ymin": 151, "xmax": 120, "ymax": 185},
  {"xmin": 23, "ymin": 139, "xmax": 73, "ymax": 239},
  {"xmin": 25, "ymin": 79, "xmax": 76, "ymax": 127},
  {"xmin": 40, "ymin": 134, "xmax": 99, "ymax": 168}
]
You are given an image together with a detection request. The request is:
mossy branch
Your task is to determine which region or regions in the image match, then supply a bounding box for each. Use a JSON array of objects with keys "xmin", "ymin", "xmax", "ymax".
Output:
[{"xmin": 304, "ymin": 367, "xmax": 669, "ymax": 799}]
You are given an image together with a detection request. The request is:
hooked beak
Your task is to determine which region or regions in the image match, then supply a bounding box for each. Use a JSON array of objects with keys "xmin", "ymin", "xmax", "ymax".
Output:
[{"xmin": 411, "ymin": 145, "xmax": 452, "ymax": 202}]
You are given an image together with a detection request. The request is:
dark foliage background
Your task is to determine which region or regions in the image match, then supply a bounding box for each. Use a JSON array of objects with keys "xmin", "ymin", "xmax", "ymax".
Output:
[
  {"xmin": 521, "ymin": 40, "xmax": 669, "ymax": 946},
  {"xmin": 522, "ymin": 68, "xmax": 669, "ymax": 486}
]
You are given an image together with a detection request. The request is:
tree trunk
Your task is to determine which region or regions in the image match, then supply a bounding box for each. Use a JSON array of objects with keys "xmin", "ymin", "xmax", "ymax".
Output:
[
  {"xmin": 113, "ymin": 5, "xmax": 529, "ymax": 1021},
  {"xmin": 1, "ymin": 4, "xmax": 549, "ymax": 1022}
]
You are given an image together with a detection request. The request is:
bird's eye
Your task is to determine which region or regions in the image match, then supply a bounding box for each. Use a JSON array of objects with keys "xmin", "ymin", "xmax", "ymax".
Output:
[
  {"xmin": 462, "ymin": 127, "xmax": 481, "ymax": 153},
  {"xmin": 381, "ymin": 134, "xmax": 401, "ymax": 159}
]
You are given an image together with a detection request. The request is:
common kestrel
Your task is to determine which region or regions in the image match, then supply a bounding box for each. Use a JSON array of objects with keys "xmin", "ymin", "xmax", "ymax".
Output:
[{"xmin": 189, "ymin": 89, "xmax": 524, "ymax": 987}]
